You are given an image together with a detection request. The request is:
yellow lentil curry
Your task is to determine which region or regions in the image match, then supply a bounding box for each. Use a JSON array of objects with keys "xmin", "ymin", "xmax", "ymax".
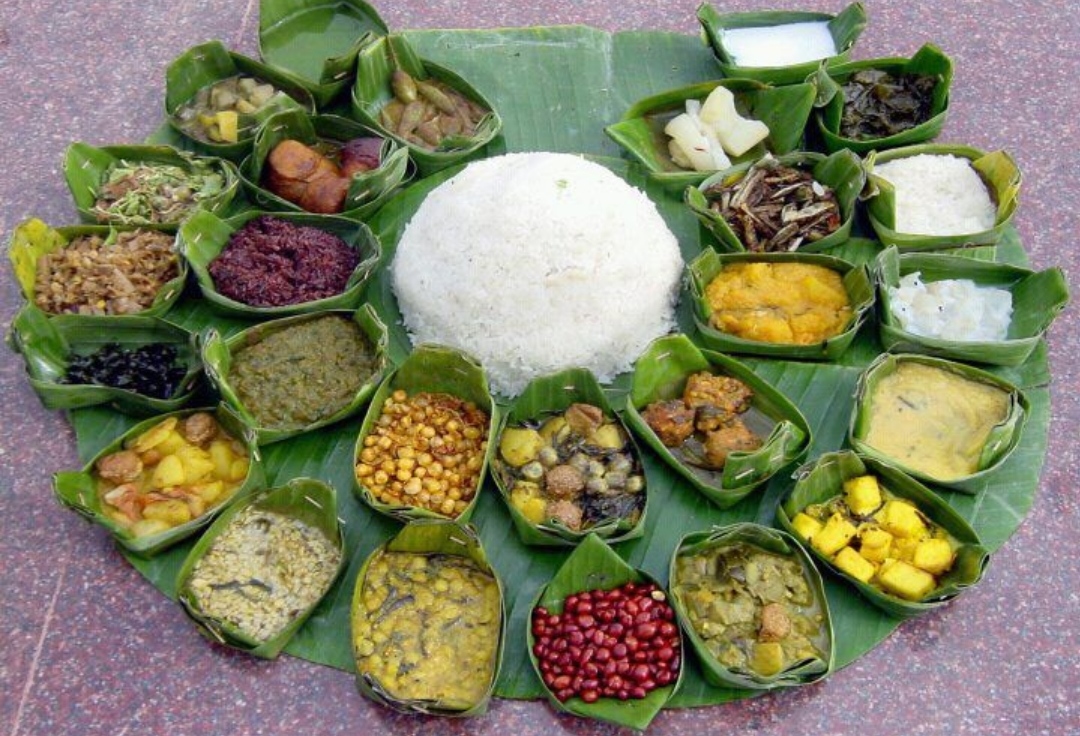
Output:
[{"xmin": 704, "ymin": 262, "xmax": 852, "ymax": 345}]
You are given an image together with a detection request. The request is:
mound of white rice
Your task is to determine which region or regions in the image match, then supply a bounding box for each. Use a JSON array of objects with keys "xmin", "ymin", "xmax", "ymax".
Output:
[
  {"xmin": 391, "ymin": 152, "xmax": 684, "ymax": 396},
  {"xmin": 873, "ymin": 154, "xmax": 997, "ymax": 236},
  {"xmin": 888, "ymin": 271, "xmax": 1012, "ymax": 342}
]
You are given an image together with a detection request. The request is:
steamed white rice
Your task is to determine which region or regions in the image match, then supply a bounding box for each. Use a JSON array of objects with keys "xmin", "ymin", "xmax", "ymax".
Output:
[
  {"xmin": 391, "ymin": 152, "xmax": 684, "ymax": 396},
  {"xmin": 873, "ymin": 154, "xmax": 997, "ymax": 236},
  {"xmin": 888, "ymin": 271, "xmax": 1013, "ymax": 342}
]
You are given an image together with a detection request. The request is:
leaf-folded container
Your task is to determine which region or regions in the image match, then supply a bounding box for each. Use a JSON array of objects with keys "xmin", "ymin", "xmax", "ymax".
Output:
[
  {"xmin": 875, "ymin": 246, "xmax": 1069, "ymax": 366},
  {"xmin": 178, "ymin": 208, "xmax": 382, "ymax": 318},
  {"xmin": 490, "ymin": 368, "xmax": 648, "ymax": 547},
  {"xmin": 527, "ymin": 533, "xmax": 683, "ymax": 730},
  {"xmin": 352, "ymin": 343, "xmax": 498, "ymax": 523},
  {"xmin": 777, "ymin": 450, "xmax": 990, "ymax": 617},
  {"xmin": 350, "ymin": 519, "xmax": 505, "ymax": 716},
  {"xmin": 202, "ymin": 306, "xmax": 388, "ymax": 445},
  {"xmin": 175, "ymin": 477, "xmax": 345, "ymax": 657},
  {"xmin": 7, "ymin": 218, "xmax": 187, "ymax": 319},
  {"xmin": 63, "ymin": 143, "xmax": 240, "ymax": 229},
  {"xmin": 849, "ymin": 353, "xmax": 1028, "ymax": 493},
  {"xmin": 625, "ymin": 334, "xmax": 810, "ymax": 508},
  {"xmin": 863, "ymin": 143, "xmax": 1021, "ymax": 250},
  {"xmin": 52, "ymin": 406, "xmax": 264, "ymax": 556},
  {"xmin": 258, "ymin": 0, "xmax": 389, "ymax": 106},
  {"xmin": 688, "ymin": 249, "xmax": 875, "ymax": 360},
  {"xmin": 241, "ymin": 109, "xmax": 410, "ymax": 220},
  {"xmin": 604, "ymin": 78, "xmax": 817, "ymax": 192},
  {"xmin": 7, "ymin": 305, "xmax": 202, "ymax": 415},
  {"xmin": 697, "ymin": 2, "xmax": 868, "ymax": 85},
  {"xmin": 686, "ymin": 149, "xmax": 865, "ymax": 254},
  {"xmin": 811, "ymin": 43, "xmax": 953, "ymax": 154},
  {"xmin": 165, "ymin": 40, "xmax": 316, "ymax": 161},
  {"xmin": 668, "ymin": 522, "xmax": 834, "ymax": 688},
  {"xmin": 350, "ymin": 34, "xmax": 502, "ymax": 175}
]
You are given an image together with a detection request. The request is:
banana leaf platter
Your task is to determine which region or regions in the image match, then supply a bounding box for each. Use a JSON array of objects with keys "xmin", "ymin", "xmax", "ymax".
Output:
[
  {"xmin": 56, "ymin": 26, "xmax": 1056, "ymax": 711},
  {"xmin": 241, "ymin": 110, "xmax": 410, "ymax": 219},
  {"xmin": 777, "ymin": 450, "xmax": 990, "ymax": 618},
  {"xmin": 688, "ymin": 248, "xmax": 875, "ymax": 360},
  {"xmin": 604, "ymin": 78, "xmax": 817, "ymax": 192},
  {"xmin": 8, "ymin": 305, "xmax": 203, "ymax": 415},
  {"xmin": 697, "ymin": 2, "xmax": 868, "ymax": 85},
  {"xmin": 811, "ymin": 43, "xmax": 953, "ymax": 154},
  {"xmin": 669, "ymin": 522, "xmax": 834, "ymax": 688},
  {"xmin": 54, "ymin": 406, "xmax": 264, "ymax": 556},
  {"xmin": 202, "ymin": 306, "xmax": 388, "ymax": 445},
  {"xmin": 350, "ymin": 519, "xmax": 506, "ymax": 716},
  {"xmin": 526, "ymin": 533, "xmax": 683, "ymax": 730},
  {"xmin": 63, "ymin": 143, "xmax": 240, "ymax": 229},
  {"xmin": 686, "ymin": 149, "xmax": 865, "ymax": 253},
  {"xmin": 849, "ymin": 353, "xmax": 1029, "ymax": 493},
  {"xmin": 352, "ymin": 343, "xmax": 498, "ymax": 524},
  {"xmin": 7, "ymin": 218, "xmax": 187, "ymax": 320},
  {"xmin": 875, "ymin": 247, "xmax": 1069, "ymax": 366},
  {"xmin": 176, "ymin": 477, "xmax": 346, "ymax": 657},
  {"xmin": 350, "ymin": 34, "xmax": 503, "ymax": 175},
  {"xmin": 490, "ymin": 368, "xmax": 648, "ymax": 547},
  {"xmin": 165, "ymin": 40, "xmax": 316, "ymax": 161},
  {"xmin": 863, "ymin": 143, "xmax": 1022, "ymax": 250},
  {"xmin": 178, "ymin": 208, "xmax": 382, "ymax": 317},
  {"xmin": 258, "ymin": 0, "xmax": 389, "ymax": 106},
  {"xmin": 624, "ymin": 334, "xmax": 810, "ymax": 508}
]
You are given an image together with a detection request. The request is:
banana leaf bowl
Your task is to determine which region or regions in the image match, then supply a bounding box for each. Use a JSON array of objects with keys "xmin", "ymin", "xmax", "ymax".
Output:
[
  {"xmin": 863, "ymin": 143, "xmax": 1021, "ymax": 251},
  {"xmin": 52, "ymin": 406, "xmax": 264, "ymax": 557},
  {"xmin": 849, "ymin": 353, "xmax": 1028, "ymax": 493},
  {"xmin": 176, "ymin": 477, "xmax": 346, "ymax": 658},
  {"xmin": 63, "ymin": 143, "xmax": 240, "ymax": 229},
  {"xmin": 875, "ymin": 246, "xmax": 1069, "ymax": 366},
  {"xmin": 8, "ymin": 305, "xmax": 203, "ymax": 415},
  {"xmin": 352, "ymin": 343, "xmax": 498, "ymax": 524},
  {"xmin": 777, "ymin": 450, "xmax": 990, "ymax": 618},
  {"xmin": 241, "ymin": 109, "xmax": 410, "ymax": 220},
  {"xmin": 490, "ymin": 368, "xmax": 648, "ymax": 547},
  {"xmin": 202, "ymin": 306, "xmax": 388, "ymax": 445},
  {"xmin": 350, "ymin": 33, "xmax": 502, "ymax": 175},
  {"xmin": 811, "ymin": 43, "xmax": 953, "ymax": 154},
  {"xmin": 527, "ymin": 533, "xmax": 683, "ymax": 730},
  {"xmin": 668, "ymin": 522, "xmax": 834, "ymax": 689},
  {"xmin": 350, "ymin": 519, "xmax": 505, "ymax": 717},
  {"xmin": 604, "ymin": 78, "xmax": 817, "ymax": 193},
  {"xmin": 688, "ymin": 249, "xmax": 875, "ymax": 360},
  {"xmin": 258, "ymin": 0, "xmax": 389, "ymax": 106},
  {"xmin": 7, "ymin": 218, "xmax": 187, "ymax": 320},
  {"xmin": 697, "ymin": 2, "xmax": 868, "ymax": 85},
  {"xmin": 165, "ymin": 39, "xmax": 316, "ymax": 161},
  {"xmin": 624, "ymin": 334, "xmax": 810, "ymax": 508},
  {"xmin": 686, "ymin": 149, "xmax": 865, "ymax": 254},
  {"xmin": 177, "ymin": 209, "xmax": 382, "ymax": 318}
]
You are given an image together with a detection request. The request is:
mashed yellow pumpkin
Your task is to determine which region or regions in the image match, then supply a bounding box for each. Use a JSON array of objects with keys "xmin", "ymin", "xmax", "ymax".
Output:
[{"xmin": 704, "ymin": 262, "xmax": 853, "ymax": 344}]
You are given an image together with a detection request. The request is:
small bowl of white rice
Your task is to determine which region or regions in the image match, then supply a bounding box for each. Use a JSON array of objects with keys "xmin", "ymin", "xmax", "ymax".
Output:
[
  {"xmin": 864, "ymin": 143, "xmax": 1021, "ymax": 251},
  {"xmin": 876, "ymin": 247, "xmax": 1069, "ymax": 367}
]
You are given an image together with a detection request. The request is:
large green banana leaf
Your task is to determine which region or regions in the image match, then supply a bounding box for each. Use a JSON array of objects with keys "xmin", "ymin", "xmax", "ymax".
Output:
[{"xmin": 65, "ymin": 26, "xmax": 1051, "ymax": 710}]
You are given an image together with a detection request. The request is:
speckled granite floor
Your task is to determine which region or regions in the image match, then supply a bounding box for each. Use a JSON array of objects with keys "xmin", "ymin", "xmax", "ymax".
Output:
[{"xmin": 0, "ymin": 2, "xmax": 1076, "ymax": 735}]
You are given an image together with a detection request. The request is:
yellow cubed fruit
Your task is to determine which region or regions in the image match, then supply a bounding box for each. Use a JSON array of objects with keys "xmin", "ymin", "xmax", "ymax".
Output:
[
  {"xmin": 877, "ymin": 559, "xmax": 936, "ymax": 601},
  {"xmin": 879, "ymin": 499, "xmax": 928, "ymax": 540},
  {"xmin": 844, "ymin": 475, "xmax": 882, "ymax": 516},
  {"xmin": 791, "ymin": 512, "xmax": 824, "ymax": 542},
  {"xmin": 228, "ymin": 457, "xmax": 250, "ymax": 482},
  {"xmin": 141, "ymin": 499, "xmax": 192, "ymax": 526},
  {"xmin": 858, "ymin": 526, "xmax": 894, "ymax": 563},
  {"xmin": 149, "ymin": 454, "xmax": 185, "ymax": 488},
  {"xmin": 913, "ymin": 538, "xmax": 955, "ymax": 575},
  {"xmin": 833, "ymin": 546, "xmax": 876, "ymax": 583},
  {"xmin": 811, "ymin": 513, "xmax": 858, "ymax": 556},
  {"xmin": 750, "ymin": 641, "xmax": 785, "ymax": 677},
  {"xmin": 215, "ymin": 111, "xmax": 239, "ymax": 143}
]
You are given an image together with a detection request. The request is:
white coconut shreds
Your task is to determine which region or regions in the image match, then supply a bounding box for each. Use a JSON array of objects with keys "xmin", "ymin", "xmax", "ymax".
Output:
[
  {"xmin": 391, "ymin": 152, "xmax": 684, "ymax": 396},
  {"xmin": 888, "ymin": 271, "xmax": 1013, "ymax": 342},
  {"xmin": 872, "ymin": 154, "xmax": 997, "ymax": 236}
]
